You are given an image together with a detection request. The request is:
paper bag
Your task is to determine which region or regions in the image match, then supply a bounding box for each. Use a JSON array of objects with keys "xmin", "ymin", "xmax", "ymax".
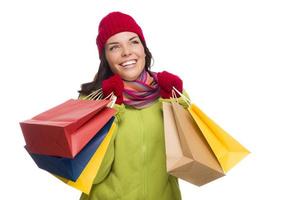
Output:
[
  {"xmin": 163, "ymin": 102, "xmax": 224, "ymax": 186},
  {"xmin": 20, "ymin": 99, "xmax": 116, "ymax": 158},
  {"xmin": 56, "ymin": 122, "xmax": 117, "ymax": 194},
  {"xmin": 26, "ymin": 117, "xmax": 114, "ymax": 181},
  {"xmin": 188, "ymin": 104, "xmax": 250, "ymax": 172}
]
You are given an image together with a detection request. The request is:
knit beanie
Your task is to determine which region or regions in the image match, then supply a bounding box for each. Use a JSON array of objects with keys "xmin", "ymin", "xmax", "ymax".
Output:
[{"xmin": 96, "ymin": 11, "xmax": 146, "ymax": 58}]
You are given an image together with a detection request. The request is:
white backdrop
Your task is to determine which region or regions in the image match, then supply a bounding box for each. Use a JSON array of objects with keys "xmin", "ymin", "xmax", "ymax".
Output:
[{"xmin": 1, "ymin": 0, "xmax": 288, "ymax": 199}]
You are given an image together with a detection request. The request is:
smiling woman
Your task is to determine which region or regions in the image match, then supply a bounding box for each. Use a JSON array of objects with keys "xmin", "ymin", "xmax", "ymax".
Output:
[
  {"xmin": 105, "ymin": 32, "xmax": 146, "ymax": 81},
  {"xmin": 78, "ymin": 11, "xmax": 184, "ymax": 200}
]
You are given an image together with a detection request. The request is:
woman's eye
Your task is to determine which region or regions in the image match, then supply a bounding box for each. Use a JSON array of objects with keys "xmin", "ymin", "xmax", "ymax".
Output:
[
  {"xmin": 110, "ymin": 45, "xmax": 119, "ymax": 51},
  {"xmin": 131, "ymin": 40, "xmax": 139, "ymax": 44}
]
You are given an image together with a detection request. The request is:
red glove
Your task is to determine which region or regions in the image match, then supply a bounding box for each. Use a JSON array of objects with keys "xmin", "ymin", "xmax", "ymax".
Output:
[
  {"xmin": 102, "ymin": 74, "xmax": 124, "ymax": 104},
  {"xmin": 157, "ymin": 71, "xmax": 183, "ymax": 99}
]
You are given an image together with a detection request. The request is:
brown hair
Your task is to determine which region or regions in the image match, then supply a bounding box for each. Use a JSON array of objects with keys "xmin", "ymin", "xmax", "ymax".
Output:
[{"xmin": 78, "ymin": 39, "xmax": 153, "ymax": 96}]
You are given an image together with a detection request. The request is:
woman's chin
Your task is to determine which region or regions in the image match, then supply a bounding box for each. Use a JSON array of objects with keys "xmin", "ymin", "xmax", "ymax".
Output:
[
  {"xmin": 120, "ymin": 69, "xmax": 143, "ymax": 81},
  {"xmin": 121, "ymin": 74, "xmax": 140, "ymax": 81},
  {"xmin": 122, "ymin": 76, "xmax": 138, "ymax": 81}
]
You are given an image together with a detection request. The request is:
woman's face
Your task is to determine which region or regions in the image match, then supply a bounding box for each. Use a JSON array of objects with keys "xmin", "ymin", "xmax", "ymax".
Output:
[{"xmin": 105, "ymin": 31, "xmax": 146, "ymax": 81}]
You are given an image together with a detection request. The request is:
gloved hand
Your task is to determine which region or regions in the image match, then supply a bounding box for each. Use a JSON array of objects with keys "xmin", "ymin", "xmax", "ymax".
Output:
[
  {"xmin": 102, "ymin": 74, "xmax": 124, "ymax": 104},
  {"xmin": 157, "ymin": 71, "xmax": 183, "ymax": 99}
]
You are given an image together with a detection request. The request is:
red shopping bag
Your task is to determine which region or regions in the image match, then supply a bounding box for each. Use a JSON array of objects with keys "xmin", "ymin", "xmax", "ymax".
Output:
[{"xmin": 20, "ymin": 99, "xmax": 116, "ymax": 158}]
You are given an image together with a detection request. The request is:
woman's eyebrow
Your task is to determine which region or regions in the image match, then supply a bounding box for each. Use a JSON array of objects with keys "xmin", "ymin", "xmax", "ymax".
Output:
[
  {"xmin": 106, "ymin": 41, "xmax": 119, "ymax": 46},
  {"xmin": 129, "ymin": 36, "xmax": 139, "ymax": 41}
]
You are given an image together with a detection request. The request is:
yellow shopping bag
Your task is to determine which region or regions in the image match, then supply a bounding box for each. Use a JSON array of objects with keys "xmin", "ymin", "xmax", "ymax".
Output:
[
  {"xmin": 173, "ymin": 88, "xmax": 250, "ymax": 173},
  {"xmin": 55, "ymin": 122, "xmax": 116, "ymax": 194},
  {"xmin": 188, "ymin": 104, "xmax": 250, "ymax": 173}
]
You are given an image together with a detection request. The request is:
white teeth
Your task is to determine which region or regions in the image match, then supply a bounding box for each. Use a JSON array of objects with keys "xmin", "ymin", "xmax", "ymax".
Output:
[{"xmin": 121, "ymin": 60, "xmax": 136, "ymax": 67}]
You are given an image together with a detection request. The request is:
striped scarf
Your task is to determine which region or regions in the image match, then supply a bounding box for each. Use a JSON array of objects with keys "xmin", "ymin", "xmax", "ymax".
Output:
[{"xmin": 123, "ymin": 70, "xmax": 160, "ymax": 109}]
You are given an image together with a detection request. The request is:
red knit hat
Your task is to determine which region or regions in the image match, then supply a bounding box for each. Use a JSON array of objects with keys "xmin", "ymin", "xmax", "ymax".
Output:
[{"xmin": 96, "ymin": 11, "xmax": 146, "ymax": 58}]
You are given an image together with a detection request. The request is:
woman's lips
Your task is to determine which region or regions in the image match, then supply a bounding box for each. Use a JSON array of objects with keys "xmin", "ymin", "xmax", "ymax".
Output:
[{"xmin": 120, "ymin": 59, "xmax": 137, "ymax": 68}]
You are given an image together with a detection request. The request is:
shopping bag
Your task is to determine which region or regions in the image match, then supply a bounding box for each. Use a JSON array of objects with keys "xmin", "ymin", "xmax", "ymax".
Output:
[
  {"xmin": 20, "ymin": 99, "xmax": 116, "ymax": 158},
  {"xmin": 172, "ymin": 87, "xmax": 250, "ymax": 173},
  {"xmin": 55, "ymin": 122, "xmax": 117, "ymax": 194},
  {"xmin": 25, "ymin": 117, "xmax": 114, "ymax": 181},
  {"xmin": 188, "ymin": 104, "xmax": 250, "ymax": 172},
  {"xmin": 163, "ymin": 102, "xmax": 225, "ymax": 186}
]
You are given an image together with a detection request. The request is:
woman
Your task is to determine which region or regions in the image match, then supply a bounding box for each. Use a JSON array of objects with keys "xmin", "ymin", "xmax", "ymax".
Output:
[{"xmin": 79, "ymin": 11, "xmax": 185, "ymax": 200}]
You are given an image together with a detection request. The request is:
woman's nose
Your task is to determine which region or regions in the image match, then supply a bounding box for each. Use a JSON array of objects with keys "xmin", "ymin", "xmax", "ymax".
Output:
[{"xmin": 121, "ymin": 45, "xmax": 132, "ymax": 57}]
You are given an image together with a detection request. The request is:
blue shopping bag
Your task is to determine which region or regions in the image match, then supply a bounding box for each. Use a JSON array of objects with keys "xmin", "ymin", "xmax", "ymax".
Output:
[{"xmin": 25, "ymin": 117, "xmax": 114, "ymax": 181}]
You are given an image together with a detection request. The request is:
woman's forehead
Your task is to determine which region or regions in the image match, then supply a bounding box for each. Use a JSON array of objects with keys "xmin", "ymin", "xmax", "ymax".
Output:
[{"xmin": 106, "ymin": 32, "xmax": 139, "ymax": 44}]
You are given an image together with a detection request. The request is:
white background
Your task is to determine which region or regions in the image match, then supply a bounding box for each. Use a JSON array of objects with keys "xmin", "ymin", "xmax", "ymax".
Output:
[{"xmin": 1, "ymin": 0, "xmax": 288, "ymax": 199}]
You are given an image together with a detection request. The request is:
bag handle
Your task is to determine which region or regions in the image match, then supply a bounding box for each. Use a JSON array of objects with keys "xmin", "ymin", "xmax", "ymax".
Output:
[
  {"xmin": 172, "ymin": 86, "xmax": 192, "ymax": 106},
  {"xmin": 82, "ymin": 88, "xmax": 103, "ymax": 100},
  {"xmin": 82, "ymin": 89, "xmax": 116, "ymax": 108},
  {"xmin": 105, "ymin": 93, "xmax": 117, "ymax": 108}
]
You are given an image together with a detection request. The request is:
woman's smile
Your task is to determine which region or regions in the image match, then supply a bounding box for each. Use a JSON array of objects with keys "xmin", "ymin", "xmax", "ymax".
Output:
[{"xmin": 119, "ymin": 59, "xmax": 137, "ymax": 68}]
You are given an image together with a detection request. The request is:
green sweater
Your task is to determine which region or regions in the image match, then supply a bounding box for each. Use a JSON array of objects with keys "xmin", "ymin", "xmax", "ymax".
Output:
[{"xmin": 79, "ymin": 97, "xmax": 187, "ymax": 200}]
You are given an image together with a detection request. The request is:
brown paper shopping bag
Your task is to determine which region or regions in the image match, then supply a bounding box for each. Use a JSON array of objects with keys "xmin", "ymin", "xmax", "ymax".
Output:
[{"xmin": 163, "ymin": 102, "xmax": 224, "ymax": 186}]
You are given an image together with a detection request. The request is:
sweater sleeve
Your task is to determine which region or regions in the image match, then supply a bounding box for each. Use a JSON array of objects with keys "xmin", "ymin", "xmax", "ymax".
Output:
[{"xmin": 78, "ymin": 93, "xmax": 116, "ymax": 184}]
